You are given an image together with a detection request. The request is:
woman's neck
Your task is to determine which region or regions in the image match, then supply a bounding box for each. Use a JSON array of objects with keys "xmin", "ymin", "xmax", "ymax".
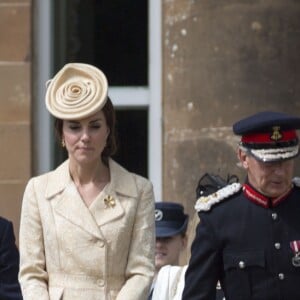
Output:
[{"xmin": 69, "ymin": 159, "xmax": 110, "ymax": 186}]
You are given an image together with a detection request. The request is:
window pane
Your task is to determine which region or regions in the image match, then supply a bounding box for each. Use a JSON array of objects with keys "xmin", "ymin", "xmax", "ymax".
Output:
[
  {"xmin": 113, "ymin": 109, "xmax": 148, "ymax": 177},
  {"xmin": 57, "ymin": 0, "xmax": 148, "ymax": 86}
]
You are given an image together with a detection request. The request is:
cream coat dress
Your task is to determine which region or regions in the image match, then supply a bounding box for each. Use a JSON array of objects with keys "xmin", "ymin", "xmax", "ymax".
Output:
[{"xmin": 19, "ymin": 159, "xmax": 155, "ymax": 300}]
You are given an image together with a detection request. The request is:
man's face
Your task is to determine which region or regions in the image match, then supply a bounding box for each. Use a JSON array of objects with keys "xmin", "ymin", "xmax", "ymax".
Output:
[
  {"xmin": 238, "ymin": 149, "xmax": 294, "ymax": 198},
  {"xmin": 155, "ymin": 234, "xmax": 186, "ymax": 272}
]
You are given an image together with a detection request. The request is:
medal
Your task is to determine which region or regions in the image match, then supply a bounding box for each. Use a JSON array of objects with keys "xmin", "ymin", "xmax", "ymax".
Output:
[
  {"xmin": 290, "ymin": 241, "xmax": 300, "ymax": 267},
  {"xmin": 292, "ymin": 253, "xmax": 300, "ymax": 267}
]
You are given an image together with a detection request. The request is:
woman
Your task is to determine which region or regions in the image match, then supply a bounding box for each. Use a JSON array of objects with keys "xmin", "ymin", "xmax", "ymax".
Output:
[{"xmin": 19, "ymin": 63, "xmax": 155, "ymax": 300}]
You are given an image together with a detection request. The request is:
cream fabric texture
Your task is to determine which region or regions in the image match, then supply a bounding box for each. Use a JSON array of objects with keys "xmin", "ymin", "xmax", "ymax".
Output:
[
  {"xmin": 152, "ymin": 265, "xmax": 187, "ymax": 300},
  {"xmin": 19, "ymin": 159, "xmax": 155, "ymax": 300},
  {"xmin": 45, "ymin": 63, "xmax": 108, "ymax": 120}
]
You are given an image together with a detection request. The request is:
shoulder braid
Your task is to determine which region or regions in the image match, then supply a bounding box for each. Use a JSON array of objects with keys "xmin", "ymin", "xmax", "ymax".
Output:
[{"xmin": 195, "ymin": 182, "xmax": 242, "ymax": 212}]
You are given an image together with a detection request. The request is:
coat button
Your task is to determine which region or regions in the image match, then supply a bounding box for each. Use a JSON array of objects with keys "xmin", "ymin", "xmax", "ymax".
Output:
[
  {"xmin": 274, "ymin": 242, "xmax": 281, "ymax": 249},
  {"xmin": 65, "ymin": 248, "xmax": 72, "ymax": 255},
  {"xmin": 96, "ymin": 279, "xmax": 105, "ymax": 287},
  {"xmin": 271, "ymin": 213, "xmax": 278, "ymax": 220},
  {"xmin": 98, "ymin": 241, "xmax": 105, "ymax": 248},
  {"xmin": 238, "ymin": 261, "xmax": 245, "ymax": 269},
  {"xmin": 278, "ymin": 273, "xmax": 285, "ymax": 280}
]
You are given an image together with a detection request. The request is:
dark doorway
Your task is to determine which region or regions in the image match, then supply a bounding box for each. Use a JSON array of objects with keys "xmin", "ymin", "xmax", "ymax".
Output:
[
  {"xmin": 53, "ymin": 0, "xmax": 148, "ymax": 86},
  {"xmin": 114, "ymin": 108, "xmax": 148, "ymax": 177}
]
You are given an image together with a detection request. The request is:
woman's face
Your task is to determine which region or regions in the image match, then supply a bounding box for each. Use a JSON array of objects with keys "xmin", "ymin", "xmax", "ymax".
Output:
[
  {"xmin": 238, "ymin": 148, "xmax": 294, "ymax": 198},
  {"xmin": 62, "ymin": 110, "xmax": 110, "ymax": 165}
]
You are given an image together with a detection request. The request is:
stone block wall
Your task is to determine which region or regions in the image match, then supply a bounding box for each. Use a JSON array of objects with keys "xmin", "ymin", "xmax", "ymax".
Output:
[
  {"xmin": 0, "ymin": 0, "xmax": 31, "ymax": 242},
  {"xmin": 162, "ymin": 1, "xmax": 300, "ymax": 264}
]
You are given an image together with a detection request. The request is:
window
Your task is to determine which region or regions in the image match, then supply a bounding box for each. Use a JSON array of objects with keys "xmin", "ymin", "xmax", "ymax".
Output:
[
  {"xmin": 35, "ymin": 0, "xmax": 161, "ymax": 199},
  {"xmin": 53, "ymin": 0, "xmax": 149, "ymax": 177}
]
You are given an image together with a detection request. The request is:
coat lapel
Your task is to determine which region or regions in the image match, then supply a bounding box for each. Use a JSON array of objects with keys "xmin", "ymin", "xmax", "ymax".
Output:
[
  {"xmin": 53, "ymin": 183, "xmax": 104, "ymax": 239},
  {"xmin": 45, "ymin": 160, "xmax": 103, "ymax": 239},
  {"xmin": 89, "ymin": 189, "xmax": 124, "ymax": 227},
  {"xmin": 91, "ymin": 159, "xmax": 138, "ymax": 227},
  {"xmin": 91, "ymin": 159, "xmax": 138, "ymax": 226},
  {"xmin": 44, "ymin": 158, "xmax": 139, "ymax": 233},
  {"xmin": 108, "ymin": 158, "xmax": 138, "ymax": 199}
]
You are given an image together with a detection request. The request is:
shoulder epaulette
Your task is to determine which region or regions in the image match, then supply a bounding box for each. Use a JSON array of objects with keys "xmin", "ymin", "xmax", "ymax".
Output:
[
  {"xmin": 292, "ymin": 177, "xmax": 300, "ymax": 187},
  {"xmin": 194, "ymin": 182, "xmax": 242, "ymax": 212}
]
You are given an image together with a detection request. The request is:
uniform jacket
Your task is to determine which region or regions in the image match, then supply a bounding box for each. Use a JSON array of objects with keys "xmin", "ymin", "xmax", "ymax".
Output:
[
  {"xmin": 0, "ymin": 217, "xmax": 22, "ymax": 300},
  {"xmin": 183, "ymin": 182, "xmax": 300, "ymax": 300},
  {"xmin": 19, "ymin": 159, "xmax": 155, "ymax": 300}
]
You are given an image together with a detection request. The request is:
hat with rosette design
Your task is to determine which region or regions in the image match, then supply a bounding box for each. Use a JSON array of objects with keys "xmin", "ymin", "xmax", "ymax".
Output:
[{"xmin": 45, "ymin": 63, "xmax": 108, "ymax": 120}]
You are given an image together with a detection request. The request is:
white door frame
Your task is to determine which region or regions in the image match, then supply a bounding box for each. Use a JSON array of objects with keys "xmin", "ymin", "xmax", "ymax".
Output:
[{"xmin": 33, "ymin": 0, "xmax": 53, "ymax": 174}]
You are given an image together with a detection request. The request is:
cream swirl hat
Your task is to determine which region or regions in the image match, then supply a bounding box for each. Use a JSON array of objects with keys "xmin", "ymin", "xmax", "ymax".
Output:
[{"xmin": 45, "ymin": 63, "xmax": 108, "ymax": 120}]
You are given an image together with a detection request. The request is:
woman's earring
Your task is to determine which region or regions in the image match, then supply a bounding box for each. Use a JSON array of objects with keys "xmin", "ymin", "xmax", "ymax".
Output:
[{"xmin": 61, "ymin": 139, "xmax": 65, "ymax": 147}]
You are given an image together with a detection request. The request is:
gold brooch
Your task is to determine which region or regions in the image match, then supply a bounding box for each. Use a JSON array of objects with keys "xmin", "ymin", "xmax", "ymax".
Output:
[{"xmin": 104, "ymin": 195, "xmax": 115, "ymax": 208}]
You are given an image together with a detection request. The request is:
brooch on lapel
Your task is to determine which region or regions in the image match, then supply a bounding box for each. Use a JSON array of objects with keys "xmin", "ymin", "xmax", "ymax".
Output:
[{"xmin": 104, "ymin": 195, "xmax": 115, "ymax": 208}]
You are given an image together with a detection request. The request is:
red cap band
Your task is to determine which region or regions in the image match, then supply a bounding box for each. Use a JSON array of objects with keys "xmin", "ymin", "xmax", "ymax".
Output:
[{"xmin": 241, "ymin": 130, "xmax": 297, "ymax": 144}]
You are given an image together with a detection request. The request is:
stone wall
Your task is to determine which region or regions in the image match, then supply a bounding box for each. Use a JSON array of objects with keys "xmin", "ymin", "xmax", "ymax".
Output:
[
  {"xmin": 162, "ymin": 0, "xmax": 300, "ymax": 263},
  {"xmin": 0, "ymin": 0, "xmax": 31, "ymax": 242}
]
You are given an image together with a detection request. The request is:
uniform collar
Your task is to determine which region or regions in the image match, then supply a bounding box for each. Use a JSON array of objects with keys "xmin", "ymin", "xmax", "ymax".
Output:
[{"xmin": 243, "ymin": 182, "xmax": 293, "ymax": 208}]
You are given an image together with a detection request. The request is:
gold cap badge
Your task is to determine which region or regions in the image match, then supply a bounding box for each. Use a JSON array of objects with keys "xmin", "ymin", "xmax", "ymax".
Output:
[{"xmin": 271, "ymin": 126, "xmax": 282, "ymax": 141}]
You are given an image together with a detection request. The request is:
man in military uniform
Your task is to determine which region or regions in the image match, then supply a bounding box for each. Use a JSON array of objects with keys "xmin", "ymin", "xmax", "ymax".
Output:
[{"xmin": 182, "ymin": 111, "xmax": 300, "ymax": 300}]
